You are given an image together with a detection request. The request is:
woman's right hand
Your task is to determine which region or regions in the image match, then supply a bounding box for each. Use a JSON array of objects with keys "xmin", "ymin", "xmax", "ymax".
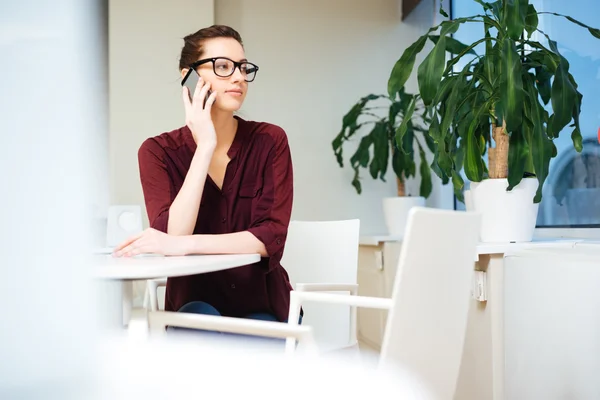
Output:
[{"xmin": 182, "ymin": 76, "xmax": 218, "ymax": 148}]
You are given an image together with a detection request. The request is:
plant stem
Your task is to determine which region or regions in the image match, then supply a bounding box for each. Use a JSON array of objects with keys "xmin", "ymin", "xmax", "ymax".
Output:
[
  {"xmin": 488, "ymin": 119, "xmax": 509, "ymax": 179},
  {"xmin": 397, "ymin": 175, "xmax": 406, "ymax": 197}
]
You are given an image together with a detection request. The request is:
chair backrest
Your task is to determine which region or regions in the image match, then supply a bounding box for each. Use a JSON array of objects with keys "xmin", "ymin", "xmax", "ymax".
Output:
[
  {"xmin": 106, "ymin": 205, "xmax": 143, "ymax": 247},
  {"xmin": 281, "ymin": 219, "xmax": 360, "ymax": 351},
  {"xmin": 379, "ymin": 207, "xmax": 481, "ymax": 400}
]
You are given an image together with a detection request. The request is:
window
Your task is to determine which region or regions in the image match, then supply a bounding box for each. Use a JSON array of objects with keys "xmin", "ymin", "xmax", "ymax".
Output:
[{"xmin": 451, "ymin": 0, "xmax": 600, "ymax": 227}]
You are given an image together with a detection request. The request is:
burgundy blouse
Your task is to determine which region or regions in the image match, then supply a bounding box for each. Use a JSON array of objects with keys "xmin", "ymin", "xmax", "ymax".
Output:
[{"xmin": 137, "ymin": 116, "xmax": 294, "ymax": 322}]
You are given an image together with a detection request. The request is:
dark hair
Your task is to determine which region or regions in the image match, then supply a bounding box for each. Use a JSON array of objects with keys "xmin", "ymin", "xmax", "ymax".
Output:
[{"xmin": 178, "ymin": 25, "xmax": 244, "ymax": 71}]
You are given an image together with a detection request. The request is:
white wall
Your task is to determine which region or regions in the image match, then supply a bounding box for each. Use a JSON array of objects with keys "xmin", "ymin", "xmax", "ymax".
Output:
[
  {"xmin": 216, "ymin": 0, "xmax": 453, "ymax": 235},
  {"xmin": 109, "ymin": 0, "xmax": 214, "ymax": 218}
]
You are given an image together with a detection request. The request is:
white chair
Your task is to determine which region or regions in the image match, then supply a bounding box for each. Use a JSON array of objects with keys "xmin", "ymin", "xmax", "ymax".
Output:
[
  {"xmin": 285, "ymin": 208, "xmax": 481, "ymax": 399},
  {"xmin": 147, "ymin": 310, "xmax": 319, "ymax": 357},
  {"xmin": 103, "ymin": 205, "xmax": 143, "ymax": 325},
  {"xmin": 144, "ymin": 277, "xmax": 167, "ymax": 311},
  {"xmin": 145, "ymin": 219, "xmax": 361, "ymax": 353},
  {"xmin": 106, "ymin": 205, "xmax": 143, "ymax": 248},
  {"xmin": 281, "ymin": 219, "xmax": 360, "ymax": 352}
]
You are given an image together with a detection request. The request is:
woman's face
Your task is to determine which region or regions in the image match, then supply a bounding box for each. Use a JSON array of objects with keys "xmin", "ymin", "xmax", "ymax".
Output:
[{"xmin": 183, "ymin": 37, "xmax": 253, "ymax": 113}]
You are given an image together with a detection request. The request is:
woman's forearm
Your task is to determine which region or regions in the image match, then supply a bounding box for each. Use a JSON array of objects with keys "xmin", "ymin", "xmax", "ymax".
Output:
[
  {"xmin": 184, "ymin": 231, "xmax": 267, "ymax": 257},
  {"xmin": 167, "ymin": 146, "xmax": 214, "ymax": 235}
]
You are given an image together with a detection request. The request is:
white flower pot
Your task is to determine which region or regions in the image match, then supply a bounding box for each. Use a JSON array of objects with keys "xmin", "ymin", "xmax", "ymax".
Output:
[
  {"xmin": 470, "ymin": 178, "xmax": 539, "ymax": 243},
  {"xmin": 382, "ymin": 196, "xmax": 426, "ymax": 236},
  {"xmin": 464, "ymin": 189, "xmax": 474, "ymax": 211}
]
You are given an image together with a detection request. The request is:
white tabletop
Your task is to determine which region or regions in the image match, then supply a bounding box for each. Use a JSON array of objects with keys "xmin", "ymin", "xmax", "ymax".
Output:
[
  {"xmin": 475, "ymin": 238, "xmax": 582, "ymax": 255},
  {"xmin": 93, "ymin": 253, "xmax": 261, "ymax": 281},
  {"xmin": 359, "ymin": 235, "xmax": 585, "ymax": 261},
  {"xmin": 359, "ymin": 235, "xmax": 403, "ymax": 246}
]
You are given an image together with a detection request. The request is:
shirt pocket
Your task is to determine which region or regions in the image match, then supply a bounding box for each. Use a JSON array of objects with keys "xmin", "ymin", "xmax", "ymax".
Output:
[
  {"xmin": 239, "ymin": 181, "xmax": 262, "ymax": 198},
  {"xmin": 236, "ymin": 181, "xmax": 263, "ymax": 228}
]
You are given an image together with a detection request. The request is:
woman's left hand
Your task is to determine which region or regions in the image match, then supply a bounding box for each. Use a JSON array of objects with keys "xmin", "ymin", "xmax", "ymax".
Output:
[{"xmin": 112, "ymin": 228, "xmax": 190, "ymax": 257}]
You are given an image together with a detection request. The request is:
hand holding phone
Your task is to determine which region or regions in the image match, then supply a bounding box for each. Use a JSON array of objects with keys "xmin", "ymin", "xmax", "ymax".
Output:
[{"xmin": 180, "ymin": 68, "xmax": 217, "ymax": 147}]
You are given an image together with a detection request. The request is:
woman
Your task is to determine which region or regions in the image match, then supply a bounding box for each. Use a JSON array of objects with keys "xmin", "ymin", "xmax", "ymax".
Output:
[{"xmin": 113, "ymin": 25, "xmax": 295, "ymax": 324}]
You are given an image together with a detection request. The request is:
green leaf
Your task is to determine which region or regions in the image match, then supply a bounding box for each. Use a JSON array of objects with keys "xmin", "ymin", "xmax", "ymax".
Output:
[
  {"xmin": 504, "ymin": 0, "xmax": 528, "ymax": 40},
  {"xmin": 349, "ymin": 135, "xmax": 373, "ymax": 168},
  {"xmin": 479, "ymin": 132, "xmax": 487, "ymax": 156},
  {"xmin": 430, "ymin": 152, "xmax": 450, "ymax": 184},
  {"xmin": 388, "ymin": 35, "xmax": 428, "ymax": 98},
  {"xmin": 388, "ymin": 100, "xmax": 404, "ymax": 126},
  {"xmin": 524, "ymin": 4, "xmax": 538, "ymax": 37},
  {"xmin": 569, "ymin": 74, "xmax": 583, "ymax": 152},
  {"xmin": 521, "ymin": 81, "xmax": 536, "ymax": 174},
  {"xmin": 490, "ymin": 1, "xmax": 503, "ymax": 20},
  {"xmin": 391, "ymin": 14, "xmax": 480, "ymax": 97},
  {"xmin": 484, "ymin": 22, "xmax": 495, "ymax": 86},
  {"xmin": 440, "ymin": 19, "xmax": 462, "ymax": 36},
  {"xmin": 417, "ymin": 143, "xmax": 433, "ymax": 198},
  {"xmin": 451, "ymin": 170, "xmax": 465, "ymax": 203},
  {"xmin": 499, "ymin": 37, "xmax": 524, "ymax": 133},
  {"xmin": 534, "ymin": 65, "xmax": 552, "ymax": 105},
  {"xmin": 439, "ymin": 4, "xmax": 449, "ymax": 18},
  {"xmin": 424, "ymin": 130, "xmax": 436, "ymax": 153},
  {"xmin": 571, "ymin": 127, "xmax": 583, "ymax": 153},
  {"xmin": 548, "ymin": 40, "xmax": 578, "ymax": 136},
  {"xmin": 464, "ymin": 118, "xmax": 485, "ymax": 182},
  {"xmin": 437, "ymin": 139, "xmax": 454, "ymax": 177},
  {"xmin": 402, "ymin": 123, "xmax": 416, "ymax": 156},
  {"xmin": 395, "ymin": 96, "xmax": 417, "ymax": 153},
  {"xmin": 539, "ymin": 12, "xmax": 600, "ymax": 39},
  {"xmin": 368, "ymin": 123, "xmax": 390, "ymax": 180},
  {"xmin": 453, "ymin": 137, "xmax": 467, "ymax": 172},
  {"xmin": 525, "ymin": 42, "xmax": 560, "ymax": 72},
  {"xmin": 332, "ymin": 132, "xmax": 346, "ymax": 166},
  {"xmin": 432, "ymin": 74, "xmax": 457, "ymax": 105},
  {"xmin": 526, "ymin": 82, "xmax": 554, "ymax": 203},
  {"xmin": 333, "ymin": 94, "xmax": 383, "ymax": 167},
  {"xmin": 439, "ymin": 66, "xmax": 471, "ymax": 142},
  {"xmin": 444, "ymin": 36, "xmax": 495, "ymax": 75},
  {"xmin": 428, "ymin": 113, "xmax": 442, "ymax": 143},
  {"xmin": 473, "ymin": 0, "xmax": 493, "ymax": 13},
  {"xmin": 392, "ymin": 147, "xmax": 412, "ymax": 182},
  {"xmin": 429, "ymin": 35, "xmax": 477, "ymax": 55},
  {"xmin": 507, "ymin": 128, "xmax": 529, "ymax": 190},
  {"xmin": 417, "ymin": 35, "xmax": 447, "ymax": 106},
  {"xmin": 341, "ymin": 94, "xmax": 379, "ymax": 130},
  {"xmin": 351, "ymin": 168, "xmax": 362, "ymax": 194}
]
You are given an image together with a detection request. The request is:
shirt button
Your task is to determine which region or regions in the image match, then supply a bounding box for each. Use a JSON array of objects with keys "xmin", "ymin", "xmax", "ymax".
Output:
[
  {"xmin": 231, "ymin": 284, "xmax": 236, "ymax": 289},
  {"xmin": 221, "ymin": 217, "xmax": 226, "ymax": 223},
  {"xmin": 276, "ymin": 238, "xmax": 282, "ymax": 245}
]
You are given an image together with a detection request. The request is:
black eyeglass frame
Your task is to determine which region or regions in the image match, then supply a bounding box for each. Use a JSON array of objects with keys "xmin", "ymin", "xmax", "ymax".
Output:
[{"xmin": 189, "ymin": 57, "xmax": 259, "ymax": 82}]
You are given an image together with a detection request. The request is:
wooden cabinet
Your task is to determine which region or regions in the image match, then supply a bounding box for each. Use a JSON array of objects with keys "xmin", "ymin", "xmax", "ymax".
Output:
[{"xmin": 356, "ymin": 237, "xmax": 402, "ymax": 350}]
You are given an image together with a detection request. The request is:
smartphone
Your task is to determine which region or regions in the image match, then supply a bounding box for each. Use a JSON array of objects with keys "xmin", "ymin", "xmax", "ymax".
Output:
[{"xmin": 181, "ymin": 68, "xmax": 211, "ymax": 106}]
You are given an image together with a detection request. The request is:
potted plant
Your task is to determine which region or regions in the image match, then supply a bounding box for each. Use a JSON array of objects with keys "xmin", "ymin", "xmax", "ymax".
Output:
[
  {"xmin": 387, "ymin": 0, "xmax": 600, "ymax": 242},
  {"xmin": 332, "ymin": 88, "xmax": 434, "ymax": 235}
]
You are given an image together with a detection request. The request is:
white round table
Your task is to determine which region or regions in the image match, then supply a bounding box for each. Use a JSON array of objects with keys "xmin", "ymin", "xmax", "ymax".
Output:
[
  {"xmin": 93, "ymin": 253, "xmax": 261, "ymax": 328},
  {"xmin": 93, "ymin": 253, "xmax": 261, "ymax": 280}
]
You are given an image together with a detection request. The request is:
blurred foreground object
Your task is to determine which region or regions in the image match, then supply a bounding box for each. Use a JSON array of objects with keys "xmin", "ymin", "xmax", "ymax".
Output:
[
  {"xmin": 95, "ymin": 333, "xmax": 437, "ymax": 400},
  {"xmin": 0, "ymin": 0, "xmax": 108, "ymax": 397}
]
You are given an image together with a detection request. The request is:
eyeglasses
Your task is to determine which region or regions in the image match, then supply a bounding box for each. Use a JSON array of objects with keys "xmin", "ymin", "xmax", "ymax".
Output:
[{"xmin": 190, "ymin": 57, "xmax": 259, "ymax": 82}]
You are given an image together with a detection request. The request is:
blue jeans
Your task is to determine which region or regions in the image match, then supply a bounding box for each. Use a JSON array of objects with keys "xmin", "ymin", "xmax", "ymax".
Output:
[{"xmin": 167, "ymin": 301, "xmax": 302, "ymax": 346}]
